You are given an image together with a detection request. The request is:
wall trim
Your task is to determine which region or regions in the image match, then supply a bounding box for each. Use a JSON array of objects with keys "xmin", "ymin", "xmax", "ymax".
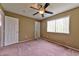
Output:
[
  {"xmin": 19, "ymin": 39, "xmax": 34, "ymax": 43},
  {"xmin": 42, "ymin": 37, "xmax": 79, "ymax": 52},
  {"xmin": 4, "ymin": 10, "xmax": 39, "ymax": 21},
  {"xmin": 2, "ymin": 39, "xmax": 35, "ymax": 47},
  {"xmin": 43, "ymin": 7, "xmax": 79, "ymax": 20}
]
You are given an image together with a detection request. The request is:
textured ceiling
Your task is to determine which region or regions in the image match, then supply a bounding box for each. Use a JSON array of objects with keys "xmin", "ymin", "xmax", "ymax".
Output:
[{"xmin": 2, "ymin": 3, "xmax": 79, "ymax": 20}]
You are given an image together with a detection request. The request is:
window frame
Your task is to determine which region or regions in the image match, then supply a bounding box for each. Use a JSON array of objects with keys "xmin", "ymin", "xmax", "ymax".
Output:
[{"xmin": 47, "ymin": 16, "xmax": 70, "ymax": 34}]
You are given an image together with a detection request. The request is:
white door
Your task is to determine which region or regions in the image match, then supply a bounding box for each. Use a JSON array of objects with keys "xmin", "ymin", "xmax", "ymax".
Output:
[
  {"xmin": 5, "ymin": 16, "xmax": 19, "ymax": 46},
  {"xmin": 0, "ymin": 9, "xmax": 5, "ymax": 47},
  {"xmin": 35, "ymin": 21, "xmax": 40, "ymax": 39}
]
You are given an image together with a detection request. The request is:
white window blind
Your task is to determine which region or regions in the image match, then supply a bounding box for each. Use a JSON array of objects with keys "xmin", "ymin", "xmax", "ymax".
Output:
[
  {"xmin": 47, "ymin": 20, "xmax": 55, "ymax": 32},
  {"xmin": 47, "ymin": 16, "xmax": 69, "ymax": 34}
]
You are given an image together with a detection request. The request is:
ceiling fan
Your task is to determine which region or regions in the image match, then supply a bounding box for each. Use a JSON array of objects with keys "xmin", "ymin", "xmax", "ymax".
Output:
[{"xmin": 30, "ymin": 3, "xmax": 53, "ymax": 17}]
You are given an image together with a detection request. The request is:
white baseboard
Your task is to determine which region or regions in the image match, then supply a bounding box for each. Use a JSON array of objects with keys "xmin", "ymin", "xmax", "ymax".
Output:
[
  {"xmin": 42, "ymin": 38, "xmax": 79, "ymax": 52},
  {"xmin": 19, "ymin": 39, "xmax": 34, "ymax": 43}
]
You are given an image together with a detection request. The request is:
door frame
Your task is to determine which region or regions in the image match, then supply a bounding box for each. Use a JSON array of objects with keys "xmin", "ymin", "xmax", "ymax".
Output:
[
  {"xmin": 35, "ymin": 21, "xmax": 40, "ymax": 39},
  {"xmin": 4, "ymin": 16, "xmax": 19, "ymax": 46}
]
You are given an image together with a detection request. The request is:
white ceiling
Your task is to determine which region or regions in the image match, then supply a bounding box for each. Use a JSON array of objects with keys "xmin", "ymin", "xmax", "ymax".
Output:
[{"xmin": 2, "ymin": 3, "xmax": 79, "ymax": 20}]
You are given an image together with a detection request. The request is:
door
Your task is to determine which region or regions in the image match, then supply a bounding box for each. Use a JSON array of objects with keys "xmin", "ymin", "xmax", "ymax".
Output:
[
  {"xmin": 4, "ymin": 16, "xmax": 19, "ymax": 46},
  {"xmin": 35, "ymin": 21, "xmax": 40, "ymax": 39},
  {"xmin": 0, "ymin": 9, "xmax": 4, "ymax": 47}
]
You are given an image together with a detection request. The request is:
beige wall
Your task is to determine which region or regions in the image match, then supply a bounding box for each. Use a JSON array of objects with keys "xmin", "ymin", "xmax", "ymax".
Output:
[
  {"xmin": 0, "ymin": 4, "xmax": 3, "ymax": 9},
  {"xmin": 4, "ymin": 11, "xmax": 36, "ymax": 42},
  {"xmin": 41, "ymin": 7, "xmax": 79, "ymax": 49}
]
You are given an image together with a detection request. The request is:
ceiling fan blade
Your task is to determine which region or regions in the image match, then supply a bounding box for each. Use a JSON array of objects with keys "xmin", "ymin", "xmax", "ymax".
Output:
[
  {"xmin": 33, "ymin": 12, "xmax": 39, "ymax": 15},
  {"xmin": 30, "ymin": 7, "xmax": 39, "ymax": 10},
  {"xmin": 41, "ymin": 14, "xmax": 44, "ymax": 17},
  {"xmin": 44, "ymin": 3, "xmax": 50, "ymax": 9},
  {"xmin": 45, "ymin": 11, "xmax": 53, "ymax": 14},
  {"xmin": 39, "ymin": 5, "xmax": 42, "ymax": 9}
]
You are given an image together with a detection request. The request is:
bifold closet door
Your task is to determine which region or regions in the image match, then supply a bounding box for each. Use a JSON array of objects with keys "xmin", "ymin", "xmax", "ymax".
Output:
[
  {"xmin": 5, "ymin": 16, "xmax": 19, "ymax": 46},
  {"xmin": 35, "ymin": 21, "xmax": 40, "ymax": 39},
  {"xmin": 0, "ymin": 9, "xmax": 4, "ymax": 47}
]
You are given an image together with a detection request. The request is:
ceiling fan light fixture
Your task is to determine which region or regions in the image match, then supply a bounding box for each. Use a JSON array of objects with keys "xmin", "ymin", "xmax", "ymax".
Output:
[
  {"xmin": 39, "ymin": 7, "xmax": 45, "ymax": 14},
  {"xmin": 39, "ymin": 10, "xmax": 44, "ymax": 14},
  {"xmin": 31, "ymin": 3, "xmax": 53, "ymax": 17}
]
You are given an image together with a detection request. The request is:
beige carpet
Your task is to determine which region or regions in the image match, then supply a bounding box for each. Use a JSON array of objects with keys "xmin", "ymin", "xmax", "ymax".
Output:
[{"xmin": 0, "ymin": 39, "xmax": 79, "ymax": 56}]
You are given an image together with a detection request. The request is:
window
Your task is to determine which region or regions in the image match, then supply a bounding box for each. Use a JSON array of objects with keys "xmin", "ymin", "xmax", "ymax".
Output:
[
  {"xmin": 47, "ymin": 16, "xmax": 69, "ymax": 34},
  {"xmin": 47, "ymin": 20, "xmax": 55, "ymax": 32}
]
